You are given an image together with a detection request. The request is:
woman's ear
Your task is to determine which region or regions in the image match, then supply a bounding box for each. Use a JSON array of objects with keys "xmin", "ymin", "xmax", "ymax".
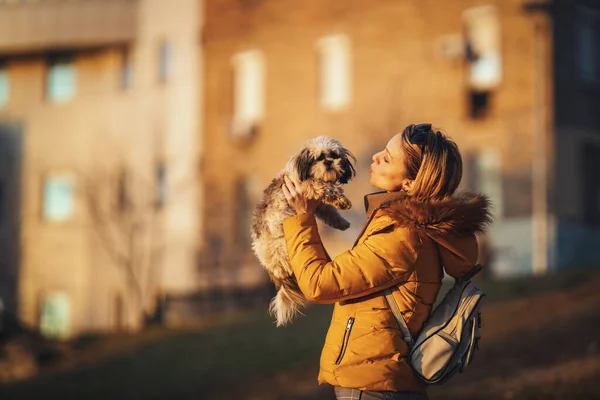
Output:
[{"xmin": 401, "ymin": 179, "xmax": 414, "ymax": 193}]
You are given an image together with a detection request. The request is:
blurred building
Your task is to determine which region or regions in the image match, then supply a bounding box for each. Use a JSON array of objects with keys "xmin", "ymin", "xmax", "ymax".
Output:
[
  {"xmin": 0, "ymin": 0, "xmax": 202, "ymax": 337},
  {"xmin": 202, "ymin": 0, "xmax": 600, "ymax": 282}
]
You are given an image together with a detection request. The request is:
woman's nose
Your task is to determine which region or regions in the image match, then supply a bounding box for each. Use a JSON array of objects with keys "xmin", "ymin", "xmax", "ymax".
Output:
[{"xmin": 372, "ymin": 153, "xmax": 379, "ymax": 163}]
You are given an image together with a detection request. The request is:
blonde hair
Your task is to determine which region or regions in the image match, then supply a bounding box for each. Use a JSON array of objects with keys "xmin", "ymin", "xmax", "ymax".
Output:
[{"xmin": 400, "ymin": 124, "xmax": 463, "ymax": 199}]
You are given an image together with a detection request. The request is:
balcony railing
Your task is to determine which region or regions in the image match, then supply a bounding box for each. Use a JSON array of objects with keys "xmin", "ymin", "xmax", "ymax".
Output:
[{"xmin": 0, "ymin": 0, "xmax": 139, "ymax": 56}]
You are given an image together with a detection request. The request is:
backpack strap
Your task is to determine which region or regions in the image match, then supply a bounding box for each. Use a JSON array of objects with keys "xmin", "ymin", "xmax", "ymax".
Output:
[
  {"xmin": 383, "ymin": 288, "xmax": 414, "ymax": 348},
  {"xmin": 460, "ymin": 264, "xmax": 483, "ymax": 282}
]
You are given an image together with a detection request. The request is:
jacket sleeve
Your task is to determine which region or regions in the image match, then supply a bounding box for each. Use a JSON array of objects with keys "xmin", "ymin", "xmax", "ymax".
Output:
[{"xmin": 282, "ymin": 213, "xmax": 419, "ymax": 304}]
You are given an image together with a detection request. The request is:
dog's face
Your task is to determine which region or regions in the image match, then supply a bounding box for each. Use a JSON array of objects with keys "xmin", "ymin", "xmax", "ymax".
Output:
[{"xmin": 288, "ymin": 136, "xmax": 356, "ymax": 184}]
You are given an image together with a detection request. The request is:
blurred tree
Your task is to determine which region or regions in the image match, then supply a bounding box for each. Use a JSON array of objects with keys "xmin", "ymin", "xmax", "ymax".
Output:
[{"xmin": 79, "ymin": 151, "xmax": 193, "ymax": 328}]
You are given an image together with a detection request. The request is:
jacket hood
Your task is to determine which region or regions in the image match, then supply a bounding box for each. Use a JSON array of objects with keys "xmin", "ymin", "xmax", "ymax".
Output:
[
  {"xmin": 378, "ymin": 192, "xmax": 492, "ymax": 238},
  {"xmin": 366, "ymin": 191, "xmax": 492, "ymax": 279}
]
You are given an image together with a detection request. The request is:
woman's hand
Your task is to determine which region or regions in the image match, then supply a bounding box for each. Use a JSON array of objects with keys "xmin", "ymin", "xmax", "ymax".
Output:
[{"xmin": 282, "ymin": 175, "xmax": 321, "ymax": 215}]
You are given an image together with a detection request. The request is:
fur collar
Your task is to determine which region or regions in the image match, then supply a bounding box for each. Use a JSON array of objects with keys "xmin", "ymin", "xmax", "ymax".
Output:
[{"xmin": 373, "ymin": 191, "xmax": 492, "ymax": 237}]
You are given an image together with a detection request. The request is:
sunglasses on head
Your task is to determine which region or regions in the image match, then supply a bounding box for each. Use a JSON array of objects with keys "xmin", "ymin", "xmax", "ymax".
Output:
[{"xmin": 409, "ymin": 123, "xmax": 432, "ymax": 145}]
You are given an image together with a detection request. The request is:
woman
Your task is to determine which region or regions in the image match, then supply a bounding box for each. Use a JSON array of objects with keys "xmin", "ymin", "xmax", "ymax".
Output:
[{"xmin": 281, "ymin": 124, "xmax": 491, "ymax": 400}]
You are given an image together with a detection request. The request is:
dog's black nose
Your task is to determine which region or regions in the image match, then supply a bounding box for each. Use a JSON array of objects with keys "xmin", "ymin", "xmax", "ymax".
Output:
[{"xmin": 325, "ymin": 160, "xmax": 333, "ymax": 167}]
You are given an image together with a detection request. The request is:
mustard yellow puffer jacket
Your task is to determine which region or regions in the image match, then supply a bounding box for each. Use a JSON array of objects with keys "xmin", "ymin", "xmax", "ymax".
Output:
[{"xmin": 282, "ymin": 191, "xmax": 491, "ymax": 392}]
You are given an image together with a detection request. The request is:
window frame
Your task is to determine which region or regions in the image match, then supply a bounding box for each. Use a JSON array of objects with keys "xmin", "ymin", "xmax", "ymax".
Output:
[
  {"xmin": 0, "ymin": 62, "xmax": 9, "ymax": 108},
  {"xmin": 582, "ymin": 142, "xmax": 600, "ymax": 225},
  {"xmin": 576, "ymin": 5, "xmax": 600, "ymax": 85},
  {"xmin": 46, "ymin": 55, "xmax": 77, "ymax": 103},
  {"xmin": 316, "ymin": 34, "xmax": 352, "ymax": 112},
  {"xmin": 41, "ymin": 171, "xmax": 77, "ymax": 223},
  {"xmin": 230, "ymin": 49, "xmax": 266, "ymax": 138},
  {"xmin": 159, "ymin": 40, "xmax": 172, "ymax": 84}
]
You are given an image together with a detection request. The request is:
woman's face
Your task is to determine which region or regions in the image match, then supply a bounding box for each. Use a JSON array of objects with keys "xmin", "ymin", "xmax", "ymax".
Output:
[{"xmin": 370, "ymin": 133, "xmax": 411, "ymax": 192}]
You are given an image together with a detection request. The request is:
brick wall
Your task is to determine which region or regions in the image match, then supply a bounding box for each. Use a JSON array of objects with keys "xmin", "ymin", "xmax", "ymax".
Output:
[{"xmin": 202, "ymin": 0, "xmax": 553, "ymax": 281}]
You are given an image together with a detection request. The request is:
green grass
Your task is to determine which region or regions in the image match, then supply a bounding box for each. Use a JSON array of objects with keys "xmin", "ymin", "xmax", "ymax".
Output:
[
  {"xmin": 475, "ymin": 266, "xmax": 596, "ymax": 303},
  {"xmin": 0, "ymin": 306, "xmax": 333, "ymax": 399},
  {"xmin": 433, "ymin": 266, "xmax": 597, "ymax": 307},
  {"xmin": 1, "ymin": 267, "xmax": 598, "ymax": 399}
]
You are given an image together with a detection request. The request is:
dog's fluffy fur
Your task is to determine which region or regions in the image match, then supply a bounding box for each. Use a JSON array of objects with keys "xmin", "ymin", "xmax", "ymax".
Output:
[{"xmin": 251, "ymin": 136, "xmax": 356, "ymax": 327}]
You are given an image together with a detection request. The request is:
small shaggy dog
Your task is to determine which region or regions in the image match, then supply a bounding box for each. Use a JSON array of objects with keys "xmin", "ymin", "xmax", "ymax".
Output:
[{"xmin": 251, "ymin": 136, "xmax": 356, "ymax": 326}]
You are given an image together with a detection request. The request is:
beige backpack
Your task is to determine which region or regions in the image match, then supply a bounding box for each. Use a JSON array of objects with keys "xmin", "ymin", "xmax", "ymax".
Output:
[{"xmin": 384, "ymin": 264, "xmax": 484, "ymax": 385}]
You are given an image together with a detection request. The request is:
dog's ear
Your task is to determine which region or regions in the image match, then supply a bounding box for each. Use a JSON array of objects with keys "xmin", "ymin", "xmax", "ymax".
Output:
[
  {"xmin": 339, "ymin": 148, "xmax": 356, "ymax": 184},
  {"xmin": 294, "ymin": 148, "xmax": 313, "ymax": 181}
]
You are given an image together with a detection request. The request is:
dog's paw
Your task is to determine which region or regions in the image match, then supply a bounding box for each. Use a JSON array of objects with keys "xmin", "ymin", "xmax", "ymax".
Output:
[
  {"xmin": 334, "ymin": 197, "xmax": 352, "ymax": 210},
  {"xmin": 332, "ymin": 218, "xmax": 351, "ymax": 231},
  {"xmin": 321, "ymin": 187, "xmax": 338, "ymax": 203}
]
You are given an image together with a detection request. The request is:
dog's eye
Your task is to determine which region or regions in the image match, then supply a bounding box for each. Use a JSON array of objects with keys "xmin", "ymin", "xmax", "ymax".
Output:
[
  {"xmin": 330, "ymin": 153, "xmax": 340, "ymax": 159},
  {"xmin": 317, "ymin": 154, "xmax": 325, "ymax": 161}
]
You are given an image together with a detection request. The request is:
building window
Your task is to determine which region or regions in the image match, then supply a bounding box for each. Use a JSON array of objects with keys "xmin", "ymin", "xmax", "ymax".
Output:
[
  {"xmin": 463, "ymin": 5, "xmax": 502, "ymax": 91},
  {"xmin": 477, "ymin": 148, "xmax": 503, "ymax": 219},
  {"xmin": 317, "ymin": 34, "xmax": 351, "ymax": 111},
  {"xmin": 113, "ymin": 293, "xmax": 125, "ymax": 331},
  {"xmin": 121, "ymin": 48, "xmax": 134, "ymax": 89},
  {"xmin": 234, "ymin": 176, "xmax": 262, "ymax": 248},
  {"xmin": 231, "ymin": 50, "xmax": 265, "ymax": 138},
  {"xmin": 583, "ymin": 143, "xmax": 600, "ymax": 224},
  {"xmin": 464, "ymin": 5, "xmax": 501, "ymax": 119},
  {"xmin": 43, "ymin": 174, "xmax": 75, "ymax": 222},
  {"xmin": 159, "ymin": 41, "xmax": 171, "ymax": 83},
  {"xmin": 465, "ymin": 148, "xmax": 503, "ymax": 219},
  {"xmin": 39, "ymin": 291, "xmax": 71, "ymax": 339},
  {"xmin": 155, "ymin": 162, "xmax": 167, "ymax": 208},
  {"xmin": 577, "ymin": 6, "xmax": 600, "ymax": 83},
  {"xmin": 47, "ymin": 57, "xmax": 76, "ymax": 103},
  {"xmin": 469, "ymin": 91, "xmax": 491, "ymax": 119},
  {"xmin": 0, "ymin": 63, "xmax": 8, "ymax": 107},
  {"xmin": 0, "ymin": 180, "xmax": 4, "ymax": 225},
  {"xmin": 116, "ymin": 168, "xmax": 130, "ymax": 212}
]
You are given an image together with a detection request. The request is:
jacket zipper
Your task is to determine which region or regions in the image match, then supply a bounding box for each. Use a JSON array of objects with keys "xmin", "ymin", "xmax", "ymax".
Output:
[
  {"xmin": 335, "ymin": 317, "xmax": 355, "ymax": 365},
  {"xmin": 341, "ymin": 209, "xmax": 383, "ymax": 306}
]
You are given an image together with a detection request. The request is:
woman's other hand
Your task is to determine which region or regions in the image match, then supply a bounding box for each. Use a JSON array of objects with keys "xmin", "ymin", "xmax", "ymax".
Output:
[{"xmin": 282, "ymin": 175, "xmax": 320, "ymax": 215}]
